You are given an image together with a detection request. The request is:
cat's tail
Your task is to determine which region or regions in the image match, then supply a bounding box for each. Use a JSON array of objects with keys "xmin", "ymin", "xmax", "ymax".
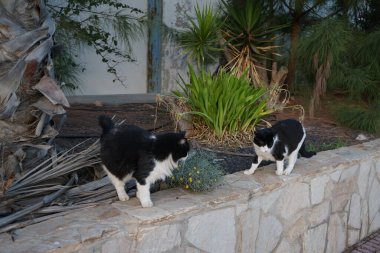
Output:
[
  {"xmin": 98, "ymin": 115, "xmax": 114, "ymax": 135},
  {"xmin": 299, "ymin": 141, "xmax": 316, "ymax": 158}
]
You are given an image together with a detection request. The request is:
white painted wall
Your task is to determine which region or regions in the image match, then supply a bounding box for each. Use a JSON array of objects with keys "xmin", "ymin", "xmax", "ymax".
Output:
[
  {"xmin": 71, "ymin": 0, "xmax": 148, "ymax": 96},
  {"xmin": 161, "ymin": 0, "xmax": 219, "ymax": 93},
  {"xmin": 69, "ymin": 0, "xmax": 219, "ymax": 96}
]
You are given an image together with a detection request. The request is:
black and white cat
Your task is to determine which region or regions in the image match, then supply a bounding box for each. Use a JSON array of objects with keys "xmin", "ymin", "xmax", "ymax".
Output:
[
  {"xmin": 244, "ymin": 119, "xmax": 316, "ymax": 176},
  {"xmin": 98, "ymin": 115, "xmax": 190, "ymax": 208}
]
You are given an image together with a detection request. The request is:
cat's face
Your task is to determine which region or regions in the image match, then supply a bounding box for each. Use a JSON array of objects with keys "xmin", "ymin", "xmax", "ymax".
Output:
[
  {"xmin": 253, "ymin": 128, "xmax": 274, "ymax": 152},
  {"xmin": 172, "ymin": 131, "xmax": 190, "ymax": 164}
]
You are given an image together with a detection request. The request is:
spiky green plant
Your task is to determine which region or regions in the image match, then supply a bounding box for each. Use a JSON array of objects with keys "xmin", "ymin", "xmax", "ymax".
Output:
[
  {"xmin": 174, "ymin": 65, "xmax": 273, "ymax": 138},
  {"xmin": 178, "ymin": 1, "xmax": 285, "ymax": 87},
  {"xmin": 178, "ymin": 3, "xmax": 223, "ymax": 68},
  {"xmin": 167, "ymin": 150, "xmax": 224, "ymax": 192}
]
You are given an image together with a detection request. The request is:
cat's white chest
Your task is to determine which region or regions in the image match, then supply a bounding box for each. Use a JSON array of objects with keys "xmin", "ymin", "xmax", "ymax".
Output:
[
  {"xmin": 147, "ymin": 154, "xmax": 176, "ymax": 184},
  {"xmin": 254, "ymin": 144, "xmax": 276, "ymax": 161}
]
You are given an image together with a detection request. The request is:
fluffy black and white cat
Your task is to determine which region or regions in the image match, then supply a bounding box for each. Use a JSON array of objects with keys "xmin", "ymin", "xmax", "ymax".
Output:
[
  {"xmin": 244, "ymin": 119, "xmax": 316, "ymax": 176},
  {"xmin": 98, "ymin": 115, "xmax": 190, "ymax": 207}
]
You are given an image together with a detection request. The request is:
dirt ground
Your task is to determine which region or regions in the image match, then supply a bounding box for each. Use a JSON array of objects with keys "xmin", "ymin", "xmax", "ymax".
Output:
[{"xmin": 56, "ymin": 100, "xmax": 377, "ymax": 174}]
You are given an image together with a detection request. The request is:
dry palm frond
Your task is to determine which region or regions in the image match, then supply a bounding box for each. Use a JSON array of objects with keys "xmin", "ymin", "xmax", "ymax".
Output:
[
  {"xmin": 0, "ymin": 134, "xmax": 142, "ymax": 232},
  {"xmin": 5, "ymin": 139, "xmax": 100, "ymax": 196}
]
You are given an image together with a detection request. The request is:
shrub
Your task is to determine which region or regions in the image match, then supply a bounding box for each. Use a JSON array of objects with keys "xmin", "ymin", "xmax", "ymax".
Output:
[
  {"xmin": 334, "ymin": 104, "xmax": 380, "ymax": 133},
  {"xmin": 167, "ymin": 150, "xmax": 225, "ymax": 192},
  {"xmin": 174, "ymin": 65, "xmax": 273, "ymax": 138}
]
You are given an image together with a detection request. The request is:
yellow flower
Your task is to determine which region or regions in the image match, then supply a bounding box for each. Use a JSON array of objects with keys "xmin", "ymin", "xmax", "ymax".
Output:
[
  {"xmin": 185, "ymin": 185, "xmax": 189, "ymax": 189},
  {"xmin": 189, "ymin": 177, "xmax": 193, "ymax": 183},
  {"xmin": 180, "ymin": 177, "xmax": 183, "ymax": 181}
]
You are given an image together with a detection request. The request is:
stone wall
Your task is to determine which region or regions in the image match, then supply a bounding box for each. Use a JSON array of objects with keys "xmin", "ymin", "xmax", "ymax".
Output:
[{"xmin": 1, "ymin": 139, "xmax": 380, "ymax": 253}]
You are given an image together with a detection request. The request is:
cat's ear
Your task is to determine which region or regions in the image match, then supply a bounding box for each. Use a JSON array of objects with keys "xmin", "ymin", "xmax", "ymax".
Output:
[{"xmin": 178, "ymin": 131, "xmax": 187, "ymax": 145}]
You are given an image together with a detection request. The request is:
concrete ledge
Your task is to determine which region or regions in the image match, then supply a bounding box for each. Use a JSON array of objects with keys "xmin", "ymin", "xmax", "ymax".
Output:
[
  {"xmin": 67, "ymin": 94, "xmax": 158, "ymax": 105},
  {"xmin": 1, "ymin": 139, "xmax": 380, "ymax": 253}
]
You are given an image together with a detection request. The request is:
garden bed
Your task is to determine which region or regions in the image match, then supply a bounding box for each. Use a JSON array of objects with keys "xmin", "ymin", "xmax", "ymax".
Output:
[{"xmin": 57, "ymin": 102, "xmax": 377, "ymax": 174}]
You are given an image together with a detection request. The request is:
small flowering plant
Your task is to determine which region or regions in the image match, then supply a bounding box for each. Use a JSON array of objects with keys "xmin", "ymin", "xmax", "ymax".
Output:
[{"xmin": 167, "ymin": 150, "xmax": 225, "ymax": 192}]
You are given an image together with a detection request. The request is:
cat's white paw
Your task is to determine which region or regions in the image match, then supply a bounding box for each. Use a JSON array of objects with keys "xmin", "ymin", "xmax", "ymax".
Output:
[
  {"xmin": 276, "ymin": 170, "xmax": 284, "ymax": 176},
  {"xmin": 118, "ymin": 194, "xmax": 129, "ymax": 201},
  {"xmin": 140, "ymin": 199, "xmax": 153, "ymax": 208},
  {"xmin": 244, "ymin": 169, "xmax": 255, "ymax": 175},
  {"xmin": 284, "ymin": 169, "xmax": 292, "ymax": 175}
]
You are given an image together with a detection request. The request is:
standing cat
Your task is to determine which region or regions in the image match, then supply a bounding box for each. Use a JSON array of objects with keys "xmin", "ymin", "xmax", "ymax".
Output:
[
  {"xmin": 244, "ymin": 119, "xmax": 316, "ymax": 176},
  {"xmin": 98, "ymin": 115, "xmax": 190, "ymax": 207}
]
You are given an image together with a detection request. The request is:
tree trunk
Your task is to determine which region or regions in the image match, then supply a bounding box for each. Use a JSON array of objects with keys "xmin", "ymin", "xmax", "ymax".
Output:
[
  {"xmin": 287, "ymin": 20, "xmax": 301, "ymax": 90},
  {"xmin": 0, "ymin": 0, "xmax": 68, "ymax": 187}
]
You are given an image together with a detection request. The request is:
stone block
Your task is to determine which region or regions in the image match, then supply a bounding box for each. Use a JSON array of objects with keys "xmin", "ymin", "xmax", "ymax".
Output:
[
  {"xmin": 309, "ymin": 201, "xmax": 330, "ymax": 227},
  {"xmin": 275, "ymin": 240, "xmax": 301, "ymax": 253},
  {"xmin": 310, "ymin": 175, "xmax": 329, "ymax": 205},
  {"xmin": 369, "ymin": 211, "xmax": 380, "ymax": 234},
  {"xmin": 185, "ymin": 208, "xmax": 236, "ymax": 253},
  {"xmin": 249, "ymin": 188, "xmax": 282, "ymax": 214},
  {"xmin": 303, "ymin": 223, "xmax": 328, "ymax": 253},
  {"xmin": 136, "ymin": 224, "xmax": 181, "ymax": 253},
  {"xmin": 277, "ymin": 182, "xmax": 310, "ymax": 220},
  {"xmin": 326, "ymin": 213, "xmax": 347, "ymax": 253},
  {"xmin": 369, "ymin": 175, "xmax": 380, "ymax": 223},
  {"xmin": 256, "ymin": 215, "xmax": 283, "ymax": 253},
  {"xmin": 348, "ymin": 229, "xmax": 360, "ymax": 247},
  {"xmin": 357, "ymin": 161, "xmax": 372, "ymax": 198},
  {"xmin": 348, "ymin": 193, "xmax": 362, "ymax": 229},
  {"xmin": 238, "ymin": 209, "xmax": 260, "ymax": 253}
]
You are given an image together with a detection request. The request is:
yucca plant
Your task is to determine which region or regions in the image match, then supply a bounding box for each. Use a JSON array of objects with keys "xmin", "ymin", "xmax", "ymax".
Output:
[
  {"xmin": 174, "ymin": 65, "xmax": 273, "ymax": 138},
  {"xmin": 178, "ymin": 3, "xmax": 223, "ymax": 68},
  {"xmin": 221, "ymin": 0, "xmax": 285, "ymax": 87},
  {"xmin": 178, "ymin": 1, "xmax": 285, "ymax": 87}
]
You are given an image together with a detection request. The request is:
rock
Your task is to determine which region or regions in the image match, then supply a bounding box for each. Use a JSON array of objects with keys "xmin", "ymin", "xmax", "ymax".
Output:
[
  {"xmin": 348, "ymin": 193, "xmax": 361, "ymax": 229},
  {"xmin": 309, "ymin": 201, "xmax": 330, "ymax": 227},
  {"xmin": 311, "ymin": 176, "xmax": 329, "ymax": 205},
  {"xmin": 256, "ymin": 215, "xmax": 283, "ymax": 253},
  {"xmin": 360, "ymin": 201, "xmax": 369, "ymax": 239},
  {"xmin": 356, "ymin": 134, "xmax": 368, "ymax": 141},
  {"xmin": 287, "ymin": 217, "xmax": 308, "ymax": 242},
  {"xmin": 278, "ymin": 182, "xmax": 310, "ymax": 219},
  {"xmin": 348, "ymin": 229, "xmax": 360, "ymax": 247},
  {"xmin": 249, "ymin": 189, "xmax": 282, "ymax": 213},
  {"xmin": 275, "ymin": 240, "xmax": 301, "ymax": 253},
  {"xmin": 369, "ymin": 211, "xmax": 380, "ymax": 234},
  {"xmin": 357, "ymin": 161, "xmax": 371, "ymax": 198},
  {"xmin": 326, "ymin": 213, "xmax": 347, "ymax": 253},
  {"xmin": 303, "ymin": 223, "xmax": 328, "ymax": 253},
  {"xmin": 239, "ymin": 209, "xmax": 260, "ymax": 253},
  {"xmin": 185, "ymin": 208, "xmax": 236, "ymax": 253},
  {"xmin": 368, "ymin": 176, "xmax": 380, "ymax": 223},
  {"xmin": 339, "ymin": 164, "xmax": 359, "ymax": 182},
  {"xmin": 136, "ymin": 224, "xmax": 181, "ymax": 253}
]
